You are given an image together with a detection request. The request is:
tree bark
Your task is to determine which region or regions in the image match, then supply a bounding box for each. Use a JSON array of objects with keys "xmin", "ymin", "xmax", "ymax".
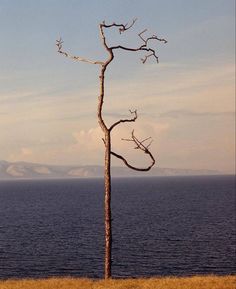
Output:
[
  {"xmin": 104, "ymin": 131, "xmax": 112, "ymax": 279},
  {"xmin": 97, "ymin": 62, "xmax": 112, "ymax": 279}
]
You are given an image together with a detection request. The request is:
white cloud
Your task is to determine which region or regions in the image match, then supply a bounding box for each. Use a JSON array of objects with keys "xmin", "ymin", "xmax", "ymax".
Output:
[
  {"xmin": 72, "ymin": 127, "xmax": 103, "ymax": 152},
  {"xmin": 64, "ymin": 120, "xmax": 170, "ymax": 167},
  {"xmin": 9, "ymin": 147, "xmax": 33, "ymax": 162},
  {"xmin": 1, "ymin": 56, "xmax": 234, "ymax": 172},
  {"xmin": 21, "ymin": 148, "xmax": 33, "ymax": 156}
]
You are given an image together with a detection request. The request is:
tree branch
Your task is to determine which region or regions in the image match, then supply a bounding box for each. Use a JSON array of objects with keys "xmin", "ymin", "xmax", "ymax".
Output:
[
  {"xmin": 109, "ymin": 109, "xmax": 137, "ymax": 131},
  {"xmin": 138, "ymin": 30, "xmax": 167, "ymax": 45},
  {"xmin": 111, "ymin": 130, "xmax": 155, "ymax": 171},
  {"xmin": 101, "ymin": 20, "xmax": 167, "ymax": 64},
  {"xmin": 102, "ymin": 18, "xmax": 138, "ymax": 34},
  {"xmin": 56, "ymin": 38, "xmax": 104, "ymax": 65}
]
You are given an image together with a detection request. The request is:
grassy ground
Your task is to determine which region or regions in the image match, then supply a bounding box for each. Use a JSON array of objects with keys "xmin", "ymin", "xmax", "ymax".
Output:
[{"xmin": 0, "ymin": 275, "xmax": 235, "ymax": 289}]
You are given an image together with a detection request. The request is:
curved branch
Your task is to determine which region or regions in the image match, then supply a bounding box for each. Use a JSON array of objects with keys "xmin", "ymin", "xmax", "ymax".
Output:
[
  {"xmin": 97, "ymin": 25, "xmax": 115, "ymax": 133},
  {"xmin": 141, "ymin": 49, "xmax": 159, "ymax": 63},
  {"xmin": 111, "ymin": 130, "xmax": 155, "ymax": 171},
  {"xmin": 108, "ymin": 44, "xmax": 159, "ymax": 62},
  {"xmin": 56, "ymin": 38, "xmax": 104, "ymax": 65},
  {"xmin": 109, "ymin": 109, "xmax": 137, "ymax": 131}
]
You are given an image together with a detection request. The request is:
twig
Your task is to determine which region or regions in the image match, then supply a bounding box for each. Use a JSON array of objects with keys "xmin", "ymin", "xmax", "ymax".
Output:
[
  {"xmin": 102, "ymin": 18, "xmax": 138, "ymax": 34},
  {"xmin": 111, "ymin": 130, "xmax": 155, "ymax": 171},
  {"xmin": 56, "ymin": 38, "xmax": 104, "ymax": 65}
]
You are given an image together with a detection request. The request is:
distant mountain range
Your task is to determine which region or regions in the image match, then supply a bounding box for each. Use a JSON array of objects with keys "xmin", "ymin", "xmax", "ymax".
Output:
[{"xmin": 0, "ymin": 160, "xmax": 221, "ymax": 180}]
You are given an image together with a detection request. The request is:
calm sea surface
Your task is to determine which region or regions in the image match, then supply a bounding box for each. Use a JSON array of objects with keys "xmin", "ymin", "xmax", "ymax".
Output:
[{"xmin": 0, "ymin": 175, "xmax": 235, "ymax": 279}]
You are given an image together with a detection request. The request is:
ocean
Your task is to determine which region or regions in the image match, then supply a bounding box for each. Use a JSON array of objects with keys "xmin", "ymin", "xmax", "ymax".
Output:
[{"xmin": 0, "ymin": 175, "xmax": 235, "ymax": 279}]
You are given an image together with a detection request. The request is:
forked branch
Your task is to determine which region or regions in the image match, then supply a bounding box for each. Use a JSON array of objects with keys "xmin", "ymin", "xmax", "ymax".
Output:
[
  {"xmin": 102, "ymin": 18, "xmax": 138, "ymax": 34},
  {"xmin": 100, "ymin": 19, "xmax": 167, "ymax": 63},
  {"xmin": 111, "ymin": 130, "xmax": 155, "ymax": 171}
]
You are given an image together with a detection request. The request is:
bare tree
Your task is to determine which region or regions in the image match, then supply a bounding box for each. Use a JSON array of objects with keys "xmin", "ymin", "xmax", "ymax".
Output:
[{"xmin": 56, "ymin": 19, "xmax": 167, "ymax": 279}]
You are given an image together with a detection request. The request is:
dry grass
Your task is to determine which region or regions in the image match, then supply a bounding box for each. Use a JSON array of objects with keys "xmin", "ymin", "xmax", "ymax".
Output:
[{"xmin": 0, "ymin": 275, "xmax": 235, "ymax": 289}]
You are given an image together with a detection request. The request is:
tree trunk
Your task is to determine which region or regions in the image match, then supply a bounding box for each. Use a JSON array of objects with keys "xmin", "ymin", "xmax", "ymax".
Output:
[
  {"xmin": 104, "ymin": 131, "xmax": 112, "ymax": 279},
  {"xmin": 57, "ymin": 19, "xmax": 163, "ymax": 280}
]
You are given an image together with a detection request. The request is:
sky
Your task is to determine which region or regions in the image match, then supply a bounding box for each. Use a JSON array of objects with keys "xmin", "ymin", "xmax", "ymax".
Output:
[{"xmin": 0, "ymin": 0, "xmax": 235, "ymax": 173}]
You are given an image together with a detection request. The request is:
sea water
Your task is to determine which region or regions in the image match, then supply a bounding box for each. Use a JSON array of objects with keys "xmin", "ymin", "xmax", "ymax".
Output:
[{"xmin": 0, "ymin": 175, "xmax": 235, "ymax": 278}]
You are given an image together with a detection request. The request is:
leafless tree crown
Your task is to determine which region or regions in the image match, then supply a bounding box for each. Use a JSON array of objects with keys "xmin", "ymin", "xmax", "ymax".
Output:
[{"xmin": 56, "ymin": 19, "xmax": 167, "ymax": 172}]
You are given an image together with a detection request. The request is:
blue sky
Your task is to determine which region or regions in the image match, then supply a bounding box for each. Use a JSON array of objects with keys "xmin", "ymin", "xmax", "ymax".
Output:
[{"xmin": 0, "ymin": 0, "xmax": 235, "ymax": 172}]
